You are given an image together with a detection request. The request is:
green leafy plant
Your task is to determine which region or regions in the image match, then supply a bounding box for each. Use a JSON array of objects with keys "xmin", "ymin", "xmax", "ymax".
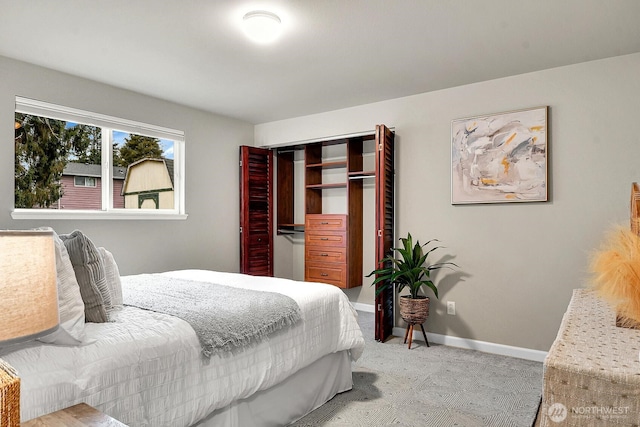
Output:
[{"xmin": 367, "ymin": 232, "xmax": 457, "ymax": 299}]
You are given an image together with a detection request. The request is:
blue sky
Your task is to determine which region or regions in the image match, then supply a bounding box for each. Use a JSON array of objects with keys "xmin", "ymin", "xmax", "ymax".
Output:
[
  {"xmin": 64, "ymin": 121, "xmax": 174, "ymax": 160},
  {"xmin": 112, "ymin": 130, "xmax": 174, "ymax": 159}
]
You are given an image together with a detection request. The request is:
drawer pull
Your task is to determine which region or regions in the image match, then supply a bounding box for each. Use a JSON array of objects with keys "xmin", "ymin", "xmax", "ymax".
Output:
[
  {"xmin": 320, "ymin": 221, "xmax": 329, "ymax": 225},
  {"xmin": 320, "ymin": 273, "xmax": 328, "ymax": 277},
  {"xmin": 320, "ymin": 237, "xmax": 329, "ymax": 240},
  {"xmin": 320, "ymin": 253, "xmax": 329, "ymax": 256}
]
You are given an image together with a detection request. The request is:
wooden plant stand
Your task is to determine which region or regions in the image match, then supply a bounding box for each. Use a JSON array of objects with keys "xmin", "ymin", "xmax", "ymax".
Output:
[{"xmin": 403, "ymin": 323, "xmax": 430, "ymax": 349}]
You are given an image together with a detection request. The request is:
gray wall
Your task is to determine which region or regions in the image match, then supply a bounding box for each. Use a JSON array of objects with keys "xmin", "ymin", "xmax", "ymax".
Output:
[
  {"xmin": 4, "ymin": 51, "xmax": 639, "ymax": 352},
  {"xmin": 0, "ymin": 56, "xmax": 253, "ymax": 275},
  {"xmin": 256, "ymin": 53, "xmax": 640, "ymax": 351}
]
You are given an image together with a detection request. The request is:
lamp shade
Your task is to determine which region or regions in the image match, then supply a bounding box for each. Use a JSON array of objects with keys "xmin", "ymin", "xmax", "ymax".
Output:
[{"xmin": 0, "ymin": 230, "xmax": 58, "ymax": 344}]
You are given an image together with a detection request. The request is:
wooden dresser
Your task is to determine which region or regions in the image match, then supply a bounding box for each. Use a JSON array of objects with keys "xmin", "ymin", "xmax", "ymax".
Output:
[{"xmin": 305, "ymin": 214, "xmax": 355, "ymax": 288}]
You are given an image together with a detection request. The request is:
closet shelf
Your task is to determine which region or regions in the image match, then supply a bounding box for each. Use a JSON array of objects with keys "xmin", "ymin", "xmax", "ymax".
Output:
[
  {"xmin": 306, "ymin": 183, "xmax": 347, "ymax": 190},
  {"xmin": 306, "ymin": 160, "xmax": 347, "ymax": 169},
  {"xmin": 277, "ymin": 223, "xmax": 305, "ymax": 234}
]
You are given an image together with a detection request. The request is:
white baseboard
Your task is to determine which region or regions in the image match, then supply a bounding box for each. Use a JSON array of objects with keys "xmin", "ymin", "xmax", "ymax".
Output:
[
  {"xmin": 352, "ymin": 302, "xmax": 375, "ymax": 313},
  {"xmin": 392, "ymin": 326, "xmax": 548, "ymax": 363},
  {"xmin": 352, "ymin": 304, "xmax": 547, "ymax": 362}
]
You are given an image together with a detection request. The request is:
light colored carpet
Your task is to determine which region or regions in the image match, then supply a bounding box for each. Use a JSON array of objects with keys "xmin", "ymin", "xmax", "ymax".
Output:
[{"xmin": 291, "ymin": 311, "xmax": 543, "ymax": 427}]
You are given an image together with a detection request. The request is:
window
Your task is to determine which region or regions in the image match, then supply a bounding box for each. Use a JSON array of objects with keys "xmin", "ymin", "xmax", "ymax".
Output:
[
  {"xmin": 74, "ymin": 176, "xmax": 97, "ymax": 187},
  {"xmin": 13, "ymin": 97, "xmax": 186, "ymax": 220}
]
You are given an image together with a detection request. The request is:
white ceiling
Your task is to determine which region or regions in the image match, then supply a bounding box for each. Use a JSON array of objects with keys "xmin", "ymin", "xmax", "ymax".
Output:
[{"xmin": 2, "ymin": 1, "xmax": 640, "ymax": 124}]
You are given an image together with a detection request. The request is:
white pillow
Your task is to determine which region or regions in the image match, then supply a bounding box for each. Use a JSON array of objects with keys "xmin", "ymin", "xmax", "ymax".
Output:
[
  {"xmin": 37, "ymin": 230, "xmax": 87, "ymax": 345},
  {"xmin": 99, "ymin": 247, "xmax": 123, "ymax": 309}
]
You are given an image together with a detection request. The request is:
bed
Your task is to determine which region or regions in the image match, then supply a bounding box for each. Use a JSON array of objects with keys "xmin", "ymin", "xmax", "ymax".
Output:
[{"xmin": 0, "ymin": 230, "xmax": 365, "ymax": 426}]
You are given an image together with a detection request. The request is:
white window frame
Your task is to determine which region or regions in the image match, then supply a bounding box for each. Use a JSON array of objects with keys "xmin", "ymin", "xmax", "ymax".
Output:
[{"xmin": 12, "ymin": 97, "xmax": 187, "ymax": 220}]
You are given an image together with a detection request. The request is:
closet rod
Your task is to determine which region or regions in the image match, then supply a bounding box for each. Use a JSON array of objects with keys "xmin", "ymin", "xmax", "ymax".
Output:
[{"xmin": 348, "ymin": 175, "xmax": 375, "ymax": 180}]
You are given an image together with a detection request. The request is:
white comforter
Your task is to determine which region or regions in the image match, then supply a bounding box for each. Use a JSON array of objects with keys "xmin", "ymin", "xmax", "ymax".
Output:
[{"xmin": 1, "ymin": 270, "xmax": 365, "ymax": 426}]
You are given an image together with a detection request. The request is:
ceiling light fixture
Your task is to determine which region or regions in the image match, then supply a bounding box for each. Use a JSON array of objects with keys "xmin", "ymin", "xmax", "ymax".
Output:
[{"xmin": 242, "ymin": 10, "xmax": 282, "ymax": 44}]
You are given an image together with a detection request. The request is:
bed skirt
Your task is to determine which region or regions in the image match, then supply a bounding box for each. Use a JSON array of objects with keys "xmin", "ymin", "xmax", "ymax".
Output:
[{"xmin": 193, "ymin": 350, "xmax": 353, "ymax": 427}]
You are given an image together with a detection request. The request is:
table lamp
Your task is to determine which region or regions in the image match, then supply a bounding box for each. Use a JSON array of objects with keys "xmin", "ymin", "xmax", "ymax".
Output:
[{"xmin": 0, "ymin": 230, "xmax": 59, "ymax": 427}]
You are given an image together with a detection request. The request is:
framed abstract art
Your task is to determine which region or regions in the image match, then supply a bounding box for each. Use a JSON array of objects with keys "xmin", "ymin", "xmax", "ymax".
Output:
[{"xmin": 451, "ymin": 106, "xmax": 548, "ymax": 204}]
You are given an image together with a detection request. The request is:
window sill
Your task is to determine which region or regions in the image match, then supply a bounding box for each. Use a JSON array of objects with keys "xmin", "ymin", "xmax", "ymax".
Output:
[{"xmin": 11, "ymin": 209, "xmax": 188, "ymax": 221}]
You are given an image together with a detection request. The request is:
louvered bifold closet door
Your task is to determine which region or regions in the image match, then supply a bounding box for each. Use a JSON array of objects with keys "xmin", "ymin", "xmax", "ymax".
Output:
[
  {"xmin": 375, "ymin": 125, "xmax": 395, "ymax": 342},
  {"xmin": 239, "ymin": 146, "xmax": 274, "ymax": 276}
]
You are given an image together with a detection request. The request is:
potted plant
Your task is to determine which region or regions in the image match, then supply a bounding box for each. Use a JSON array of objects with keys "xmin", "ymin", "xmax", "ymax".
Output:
[{"xmin": 367, "ymin": 232, "xmax": 457, "ymax": 326}]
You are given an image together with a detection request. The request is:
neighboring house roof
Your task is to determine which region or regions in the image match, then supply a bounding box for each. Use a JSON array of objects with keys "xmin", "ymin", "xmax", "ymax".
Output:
[
  {"xmin": 63, "ymin": 162, "xmax": 126, "ymax": 180},
  {"xmin": 165, "ymin": 158, "xmax": 174, "ymax": 187}
]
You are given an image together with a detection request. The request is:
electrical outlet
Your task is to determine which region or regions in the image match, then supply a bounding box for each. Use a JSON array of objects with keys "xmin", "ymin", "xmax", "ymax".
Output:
[{"xmin": 447, "ymin": 301, "xmax": 456, "ymax": 315}]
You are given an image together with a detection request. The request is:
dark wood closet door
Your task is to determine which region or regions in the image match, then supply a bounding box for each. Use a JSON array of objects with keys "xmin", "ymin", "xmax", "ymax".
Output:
[
  {"xmin": 374, "ymin": 125, "xmax": 395, "ymax": 342},
  {"xmin": 239, "ymin": 146, "xmax": 273, "ymax": 276}
]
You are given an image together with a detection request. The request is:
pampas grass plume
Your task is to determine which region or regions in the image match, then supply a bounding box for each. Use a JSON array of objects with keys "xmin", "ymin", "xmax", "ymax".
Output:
[{"xmin": 590, "ymin": 226, "xmax": 640, "ymax": 327}]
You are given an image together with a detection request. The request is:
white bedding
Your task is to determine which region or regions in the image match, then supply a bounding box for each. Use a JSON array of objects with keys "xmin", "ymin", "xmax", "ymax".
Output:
[{"xmin": 1, "ymin": 270, "xmax": 365, "ymax": 426}]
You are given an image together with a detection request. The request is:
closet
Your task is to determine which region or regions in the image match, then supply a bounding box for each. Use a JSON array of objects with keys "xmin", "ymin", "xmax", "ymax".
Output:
[{"xmin": 240, "ymin": 124, "xmax": 395, "ymax": 341}]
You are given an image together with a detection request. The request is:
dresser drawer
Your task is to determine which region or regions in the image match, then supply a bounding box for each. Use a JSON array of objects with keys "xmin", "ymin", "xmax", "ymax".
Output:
[
  {"xmin": 305, "ymin": 246, "xmax": 347, "ymax": 263},
  {"xmin": 306, "ymin": 214, "xmax": 347, "ymax": 231},
  {"xmin": 305, "ymin": 231, "xmax": 346, "ymax": 247},
  {"xmin": 305, "ymin": 262, "xmax": 347, "ymax": 288}
]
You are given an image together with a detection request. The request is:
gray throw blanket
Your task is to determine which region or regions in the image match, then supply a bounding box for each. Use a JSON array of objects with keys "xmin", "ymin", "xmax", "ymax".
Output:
[{"xmin": 121, "ymin": 274, "xmax": 302, "ymax": 358}]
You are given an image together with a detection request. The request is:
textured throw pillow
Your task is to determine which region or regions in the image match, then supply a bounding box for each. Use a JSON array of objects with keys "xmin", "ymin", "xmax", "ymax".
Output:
[
  {"xmin": 37, "ymin": 229, "xmax": 87, "ymax": 345},
  {"xmin": 60, "ymin": 230, "xmax": 111, "ymax": 323},
  {"xmin": 99, "ymin": 247, "xmax": 123, "ymax": 308}
]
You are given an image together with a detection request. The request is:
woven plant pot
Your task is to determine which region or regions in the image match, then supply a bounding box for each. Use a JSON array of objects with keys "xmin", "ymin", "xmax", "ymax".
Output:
[{"xmin": 399, "ymin": 295, "xmax": 430, "ymax": 325}]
